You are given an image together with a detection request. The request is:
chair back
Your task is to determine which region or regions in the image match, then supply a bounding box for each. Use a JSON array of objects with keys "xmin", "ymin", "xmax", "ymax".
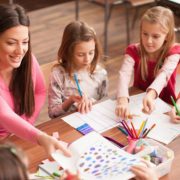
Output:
[{"xmin": 40, "ymin": 61, "xmax": 56, "ymax": 88}]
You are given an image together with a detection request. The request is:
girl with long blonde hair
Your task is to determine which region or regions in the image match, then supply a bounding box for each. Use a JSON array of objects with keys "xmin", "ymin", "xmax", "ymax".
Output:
[{"xmin": 116, "ymin": 6, "xmax": 180, "ymax": 119}]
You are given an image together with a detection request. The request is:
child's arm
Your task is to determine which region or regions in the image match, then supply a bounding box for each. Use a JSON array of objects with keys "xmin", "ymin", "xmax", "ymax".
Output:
[
  {"xmin": 116, "ymin": 54, "xmax": 135, "ymax": 119},
  {"xmin": 170, "ymin": 93, "xmax": 180, "ymax": 123},
  {"xmin": 144, "ymin": 54, "xmax": 179, "ymax": 113},
  {"xmin": 48, "ymin": 69, "xmax": 81, "ymax": 118},
  {"xmin": 147, "ymin": 54, "xmax": 179, "ymax": 98},
  {"xmin": 142, "ymin": 89, "xmax": 157, "ymax": 114}
]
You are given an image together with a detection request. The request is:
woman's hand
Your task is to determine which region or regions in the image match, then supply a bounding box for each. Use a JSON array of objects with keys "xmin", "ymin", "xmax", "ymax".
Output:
[
  {"xmin": 169, "ymin": 106, "xmax": 180, "ymax": 123},
  {"xmin": 143, "ymin": 90, "xmax": 157, "ymax": 114},
  {"xmin": 37, "ymin": 132, "xmax": 71, "ymax": 157},
  {"xmin": 77, "ymin": 94, "xmax": 93, "ymax": 114},
  {"xmin": 115, "ymin": 97, "xmax": 129, "ymax": 119}
]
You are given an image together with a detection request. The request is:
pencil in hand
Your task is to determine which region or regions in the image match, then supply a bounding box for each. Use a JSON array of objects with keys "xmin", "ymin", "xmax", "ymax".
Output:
[
  {"xmin": 170, "ymin": 96, "xmax": 180, "ymax": 116},
  {"xmin": 74, "ymin": 73, "xmax": 83, "ymax": 97}
]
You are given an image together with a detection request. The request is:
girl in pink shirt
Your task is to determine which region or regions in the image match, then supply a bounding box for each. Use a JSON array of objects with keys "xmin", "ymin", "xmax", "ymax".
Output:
[
  {"xmin": 0, "ymin": 4, "xmax": 70, "ymax": 157},
  {"xmin": 116, "ymin": 6, "xmax": 180, "ymax": 119}
]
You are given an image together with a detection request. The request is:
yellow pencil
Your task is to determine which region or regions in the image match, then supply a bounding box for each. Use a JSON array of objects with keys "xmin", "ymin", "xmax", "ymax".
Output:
[{"xmin": 137, "ymin": 121, "xmax": 145, "ymax": 137}]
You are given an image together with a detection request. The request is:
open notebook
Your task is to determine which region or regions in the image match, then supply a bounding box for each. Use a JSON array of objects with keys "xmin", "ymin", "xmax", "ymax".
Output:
[{"xmin": 52, "ymin": 132, "xmax": 142, "ymax": 180}]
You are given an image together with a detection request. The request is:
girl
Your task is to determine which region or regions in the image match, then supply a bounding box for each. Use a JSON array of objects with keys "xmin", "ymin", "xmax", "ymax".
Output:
[
  {"xmin": 170, "ymin": 93, "xmax": 180, "ymax": 123},
  {"xmin": 0, "ymin": 143, "xmax": 29, "ymax": 180},
  {"xmin": 48, "ymin": 21, "xmax": 108, "ymax": 118},
  {"xmin": 116, "ymin": 6, "xmax": 180, "ymax": 119},
  {"xmin": 0, "ymin": 4, "xmax": 70, "ymax": 156},
  {"xmin": 0, "ymin": 142, "xmax": 78, "ymax": 180}
]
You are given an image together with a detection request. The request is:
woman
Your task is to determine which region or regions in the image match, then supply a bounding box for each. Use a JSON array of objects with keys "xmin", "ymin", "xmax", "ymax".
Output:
[{"xmin": 0, "ymin": 4, "xmax": 70, "ymax": 156}]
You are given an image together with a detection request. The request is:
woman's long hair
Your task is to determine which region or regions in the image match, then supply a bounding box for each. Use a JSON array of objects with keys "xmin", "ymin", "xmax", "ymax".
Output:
[{"xmin": 0, "ymin": 4, "xmax": 34, "ymax": 116}]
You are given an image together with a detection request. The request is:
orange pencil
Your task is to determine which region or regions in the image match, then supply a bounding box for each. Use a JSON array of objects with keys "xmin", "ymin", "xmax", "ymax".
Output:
[{"xmin": 143, "ymin": 124, "xmax": 156, "ymax": 138}]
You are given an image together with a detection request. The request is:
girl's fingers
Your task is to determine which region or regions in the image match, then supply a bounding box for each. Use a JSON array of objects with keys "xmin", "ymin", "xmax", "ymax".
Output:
[{"xmin": 131, "ymin": 166, "xmax": 146, "ymax": 179}]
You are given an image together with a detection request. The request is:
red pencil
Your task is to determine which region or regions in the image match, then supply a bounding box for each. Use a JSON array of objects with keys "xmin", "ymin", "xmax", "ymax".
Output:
[{"xmin": 131, "ymin": 122, "xmax": 138, "ymax": 139}]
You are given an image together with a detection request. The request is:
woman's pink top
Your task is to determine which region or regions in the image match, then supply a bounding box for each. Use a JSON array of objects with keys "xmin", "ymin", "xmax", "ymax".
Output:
[{"xmin": 0, "ymin": 55, "xmax": 46, "ymax": 143}]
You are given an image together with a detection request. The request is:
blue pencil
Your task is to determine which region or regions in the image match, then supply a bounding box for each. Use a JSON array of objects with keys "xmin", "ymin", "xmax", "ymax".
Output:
[{"xmin": 74, "ymin": 73, "xmax": 83, "ymax": 96}]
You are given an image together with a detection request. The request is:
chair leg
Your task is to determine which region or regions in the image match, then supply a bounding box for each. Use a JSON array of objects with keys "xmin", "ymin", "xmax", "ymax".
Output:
[
  {"xmin": 125, "ymin": 2, "xmax": 130, "ymax": 45},
  {"xmin": 131, "ymin": 7, "xmax": 139, "ymax": 29},
  {"xmin": 104, "ymin": 0, "xmax": 110, "ymax": 57},
  {"xmin": 75, "ymin": 0, "xmax": 79, "ymax": 20}
]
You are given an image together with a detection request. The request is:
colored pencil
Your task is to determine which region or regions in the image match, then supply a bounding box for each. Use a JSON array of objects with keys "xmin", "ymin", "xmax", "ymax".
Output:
[
  {"xmin": 143, "ymin": 124, "xmax": 156, "ymax": 138},
  {"xmin": 74, "ymin": 73, "xmax": 83, "ymax": 96},
  {"xmin": 117, "ymin": 126, "xmax": 128, "ymax": 136},
  {"xmin": 122, "ymin": 120, "xmax": 134, "ymax": 138},
  {"xmin": 170, "ymin": 96, "xmax": 180, "ymax": 116},
  {"xmin": 139, "ymin": 118, "xmax": 148, "ymax": 138},
  {"xmin": 137, "ymin": 120, "xmax": 145, "ymax": 138},
  {"xmin": 130, "ymin": 121, "xmax": 138, "ymax": 139}
]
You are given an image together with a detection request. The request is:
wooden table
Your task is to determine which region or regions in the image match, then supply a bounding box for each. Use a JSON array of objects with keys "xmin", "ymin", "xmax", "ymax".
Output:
[{"xmin": 8, "ymin": 89, "xmax": 180, "ymax": 180}]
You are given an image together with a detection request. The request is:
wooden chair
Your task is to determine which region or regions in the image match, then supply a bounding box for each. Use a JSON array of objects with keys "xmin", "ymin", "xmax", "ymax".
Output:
[
  {"xmin": 40, "ymin": 60, "xmax": 56, "ymax": 88},
  {"xmin": 36, "ymin": 61, "xmax": 56, "ymax": 125}
]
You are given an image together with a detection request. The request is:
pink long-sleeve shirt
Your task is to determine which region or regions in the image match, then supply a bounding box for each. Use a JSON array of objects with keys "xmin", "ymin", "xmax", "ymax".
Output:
[
  {"xmin": 0, "ymin": 55, "xmax": 46, "ymax": 143},
  {"xmin": 117, "ymin": 44, "xmax": 180, "ymax": 104}
]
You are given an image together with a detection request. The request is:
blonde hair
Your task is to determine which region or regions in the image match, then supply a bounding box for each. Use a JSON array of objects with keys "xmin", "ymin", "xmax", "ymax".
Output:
[
  {"xmin": 57, "ymin": 21, "xmax": 102, "ymax": 77},
  {"xmin": 139, "ymin": 6, "xmax": 175, "ymax": 80}
]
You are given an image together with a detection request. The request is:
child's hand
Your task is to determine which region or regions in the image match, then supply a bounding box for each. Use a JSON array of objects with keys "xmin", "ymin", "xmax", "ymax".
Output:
[
  {"xmin": 62, "ymin": 170, "xmax": 80, "ymax": 180},
  {"xmin": 77, "ymin": 94, "xmax": 93, "ymax": 114},
  {"xmin": 70, "ymin": 95, "xmax": 82, "ymax": 103},
  {"xmin": 115, "ymin": 97, "xmax": 129, "ymax": 119},
  {"xmin": 143, "ymin": 90, "xmax": 156, "ymax": 114},
  {"xmin": 131, "ymin": 160, "xmax": 158, "ymax": 180},
  {"xmin": 60, "ymin": 170, "xmax": 80, "ymax": 180},
  {"xmin": 169, "ymin": 106, "xmax": 180, "ymax": 123}
]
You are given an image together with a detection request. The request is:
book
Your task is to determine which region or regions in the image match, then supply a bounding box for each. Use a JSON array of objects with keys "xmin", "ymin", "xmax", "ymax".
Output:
[{"xmin": 51, "ymin": 132, "xmax": 142, "ymax": 180}]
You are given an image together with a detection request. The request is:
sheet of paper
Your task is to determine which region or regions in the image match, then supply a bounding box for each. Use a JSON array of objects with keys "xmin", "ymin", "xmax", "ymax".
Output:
[
  {"xmin": 126, "ymin": 113, "xmax": 180, "ymax": 144},
  {"xmin": 129, "ymin": 93, "xmax": 171, "ymax": 116},
  {"xmin": 62, "ymin": 99, "xmax": 120, "ymax": 133}
]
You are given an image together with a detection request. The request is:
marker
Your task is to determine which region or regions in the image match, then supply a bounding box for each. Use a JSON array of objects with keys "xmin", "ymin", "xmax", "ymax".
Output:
[
  {"xmin": 74, "ymin": 73, "xmax": 83, "ymax": 96},
  {"xmin": 170, "ymin": 96, "xmax": 180, "ymax": 116},
  {"xmin": 53, "ymin": 172, "xmax": 61, "ymax": 177}
]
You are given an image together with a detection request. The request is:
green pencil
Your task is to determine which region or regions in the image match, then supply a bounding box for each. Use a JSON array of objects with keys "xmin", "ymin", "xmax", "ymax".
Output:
[{"xmin": 170, "ymin": 96, "xmax": 180, "ymax": 116}]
